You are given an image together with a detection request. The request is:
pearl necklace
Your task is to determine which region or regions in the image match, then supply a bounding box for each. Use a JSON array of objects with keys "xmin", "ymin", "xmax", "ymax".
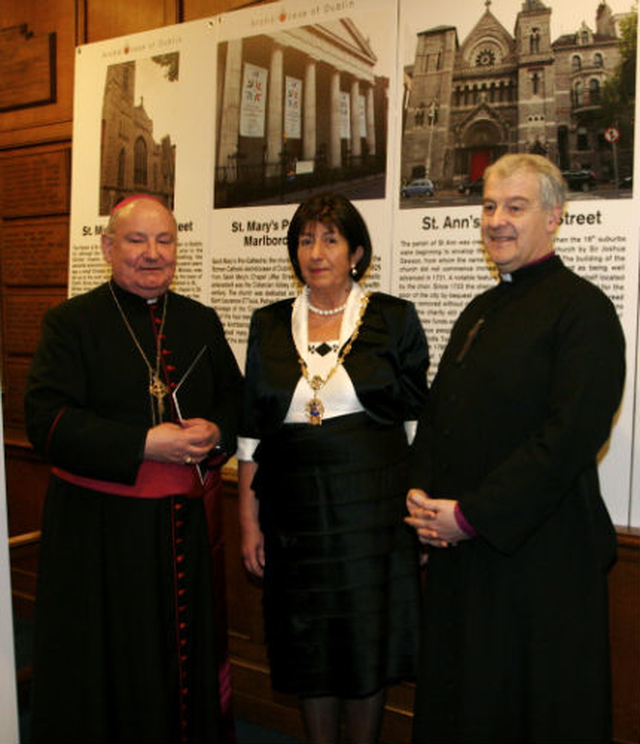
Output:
[{"xmin": 305, "ymin": 285, "xmax": 348, "ymax": 316}]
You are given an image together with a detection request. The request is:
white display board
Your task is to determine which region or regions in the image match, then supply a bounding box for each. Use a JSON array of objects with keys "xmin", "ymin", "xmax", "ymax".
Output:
[{"xmin": 66, "ymin": 0, "xmax": 639, "ymax": 530}]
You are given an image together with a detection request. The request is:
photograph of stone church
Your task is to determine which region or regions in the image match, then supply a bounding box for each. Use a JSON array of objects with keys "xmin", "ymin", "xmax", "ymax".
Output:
[
  {"xmin": 215, "ymin": 18, "xmax": 389, "ymax": 209},
  {"xmin": 401, "ymin": 0, "xmax": 635, "ymax": 203},
  {"xmin": 99, "ymin": 57, "xmax": 177, "ymax": 215}
]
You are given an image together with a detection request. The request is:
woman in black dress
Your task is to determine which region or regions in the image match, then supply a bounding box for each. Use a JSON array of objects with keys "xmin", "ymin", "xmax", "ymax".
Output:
[{"xmin": 238, "ymin": 193, "xmax": 428, "ymax": 743}]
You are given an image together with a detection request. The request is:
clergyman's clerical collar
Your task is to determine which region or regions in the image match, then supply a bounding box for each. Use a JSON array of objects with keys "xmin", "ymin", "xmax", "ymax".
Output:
[
  {"xmin": 112, "ymin": 281, "xmax": 163, "ymax": 305},
  {"xmin": 500, "ymin": 250, "xmax": 556, "ymax": 283}
]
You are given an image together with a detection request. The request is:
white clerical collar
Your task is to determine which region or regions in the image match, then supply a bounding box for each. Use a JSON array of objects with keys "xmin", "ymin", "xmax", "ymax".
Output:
[{"xmin": 500, "ymin": 251, "xmax": 556, "ymax": 283}]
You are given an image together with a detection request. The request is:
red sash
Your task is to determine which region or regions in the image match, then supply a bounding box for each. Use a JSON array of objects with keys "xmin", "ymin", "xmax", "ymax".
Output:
[{"xmin": 52, "ymin": 460, "xmax": 208, "ymax": 499}]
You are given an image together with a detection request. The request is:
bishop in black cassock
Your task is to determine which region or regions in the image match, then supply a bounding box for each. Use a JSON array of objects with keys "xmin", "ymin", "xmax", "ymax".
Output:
[{"xmin": 25, "ymin": 195, "xmax": 242, "ymax": 744}]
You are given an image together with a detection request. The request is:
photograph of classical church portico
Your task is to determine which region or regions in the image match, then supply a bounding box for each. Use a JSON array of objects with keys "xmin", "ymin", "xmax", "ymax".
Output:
[
  {"xmin": 99, "ymin": 56, "xmax": 177, "ymax": 215},
  {"xmin": 215, "ymin": 18, "xmax": 389, "ymax": 208},
  {"xmin": 400, "ymin": 0, "xmax": 636, "ymax": 205}
]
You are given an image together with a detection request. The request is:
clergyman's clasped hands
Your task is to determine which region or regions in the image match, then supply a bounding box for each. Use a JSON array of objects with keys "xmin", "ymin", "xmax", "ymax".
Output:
[
  {"xmin": 144, "ymin": 417, "xmax": 222, "ymax": 466},
  {"xmin": 405, "ymin": 489, "xmax": 470, "ymax": 548}
]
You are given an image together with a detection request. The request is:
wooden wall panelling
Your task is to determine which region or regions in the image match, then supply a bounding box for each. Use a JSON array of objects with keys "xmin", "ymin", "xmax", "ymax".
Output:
[
  {"xmin": 5, "ymin": 446, "xmax": 50, "ymax": 539},
  {"xmin": 3, "ymin": 289, "xmax": 67, "ymax": 357},
  {"xmin": 0, "ymin": 27, "xmax": 56, "ymax": 112},
  {"xmin": 1, "ymin": 218, "xmax": 69, "ymax": 287},
  {"xmin": 609, "ymin": 528, "xmax": 640, "ymax": 744},
  {"xmin": 221, "ymin": 471, "xmax": 267, "ymax": 650},
  {"xmin": 0, "ymin": 143, "xmax": 71, "ymax": 442},
  {"xmin": 0, "ymin": 146, "xmax": 70, "ymax": 217},
  {"xmin": 0, "ymin": 0, "xmax": 75, "ymax": 148},
  {"xmin": 3, "ymin": 359, "xmax": 32, "ymax": 434},
  {"xmin": 9, "ymin": 541, "xmax": 39, "ymax": 620},
  {"xmin": 183, "ymin": 0, "xmax": 275, "ymax": 21},
  {"xmin": 6, "ymin": 445, "xmax": 50, "ymax": 619},
  {"xmin": 2, "ymin": 286, "xmax": 67, "ymax": 435},
  {"xmin": 83, "ymin": 0, "xmax": 180, "ymax": 43}
]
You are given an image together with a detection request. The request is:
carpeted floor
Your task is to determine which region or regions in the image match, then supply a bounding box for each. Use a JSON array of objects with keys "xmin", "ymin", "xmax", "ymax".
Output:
[{"xmin": 13, "ymin": 615, "xmax": 302, "ymax": 744}]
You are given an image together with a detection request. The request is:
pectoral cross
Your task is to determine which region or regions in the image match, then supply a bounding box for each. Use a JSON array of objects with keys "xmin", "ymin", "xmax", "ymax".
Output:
[{"xmin": 149, "ymin": 374, "xmax": 169, "ymax": 419}]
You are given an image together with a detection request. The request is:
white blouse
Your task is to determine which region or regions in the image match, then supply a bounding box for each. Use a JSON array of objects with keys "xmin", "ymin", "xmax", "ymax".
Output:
[{"xmin": 236, "ymin": 282, "xmax": 416, "ymax": 461}]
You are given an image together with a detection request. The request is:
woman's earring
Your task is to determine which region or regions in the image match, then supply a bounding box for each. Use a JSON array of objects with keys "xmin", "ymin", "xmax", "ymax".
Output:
[{"xmin": 351, "ymin": 264, "xmax": 357, "ymax": 277}]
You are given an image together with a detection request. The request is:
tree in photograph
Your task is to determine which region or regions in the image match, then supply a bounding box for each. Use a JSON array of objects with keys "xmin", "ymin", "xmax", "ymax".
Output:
[
  {"xmin": 152, "ymin": 52, "xmax": 180, "ymax": 81},
  {"xmin": 599, "ymin": 7, "xmax": 637, "ymax": 142}
]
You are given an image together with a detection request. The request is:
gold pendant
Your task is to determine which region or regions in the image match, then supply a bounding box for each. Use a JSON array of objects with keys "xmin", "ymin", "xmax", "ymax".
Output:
[
  {"xmin": 306, "ymin": 395, "xmax": 325, "ymax": 425},
  {"xmin": 149, "ymin": 375, "xmax": 168, "ymax": 418},
  {"xmin": 309, "ymin": 375, "xmax": 324, "ymax": 391}
]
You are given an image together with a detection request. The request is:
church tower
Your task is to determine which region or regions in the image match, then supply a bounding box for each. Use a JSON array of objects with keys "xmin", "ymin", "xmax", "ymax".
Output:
[
  {"xmin": 596, "ymin": 2, "xmax": 616, "ymax": 37},
  {"xmin": 100, "ymin": 62, "xmax": 137, "ymax": 213},
  {"xmin": 514, "ymin": 0, "xmax": 557, "ymax": 160},
  {"xmin": 402, "ymin": 24, "xmax": 457, "ymax": 183}
]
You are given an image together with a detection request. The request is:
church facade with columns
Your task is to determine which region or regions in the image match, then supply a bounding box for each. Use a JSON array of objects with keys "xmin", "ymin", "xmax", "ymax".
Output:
[
  {"xmin": 401, "ymin": 0, "xmax": 631, "ymax": 192},
  {"xmin": 215, "ymin": 18, "xmax": 388, "ymax": 208}
]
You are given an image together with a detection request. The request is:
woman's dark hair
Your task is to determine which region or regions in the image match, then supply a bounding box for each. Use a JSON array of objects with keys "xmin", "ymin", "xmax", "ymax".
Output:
[{"xmin": 286, "ymin": 193, "xmax": 373, "ymax": 283}]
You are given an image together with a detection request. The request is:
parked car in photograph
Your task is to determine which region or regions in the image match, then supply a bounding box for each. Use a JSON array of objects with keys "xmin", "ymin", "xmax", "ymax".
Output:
[
  {"xmin": 401, "ymin": 177, "xmax": 435, "ymax": 198},
  {"xmin": 457, "ymin": 177, "xmax": 484, "ymax": 196},
  {"xmin": 618, "ymin": 174, "xmax": 633, "ymax": 190},
  {"xmin": 562, "ymin": 168, "xmax": 596, "ymax": 191}
]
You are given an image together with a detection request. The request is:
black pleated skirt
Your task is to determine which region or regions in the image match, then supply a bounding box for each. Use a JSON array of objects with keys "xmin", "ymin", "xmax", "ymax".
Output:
[{"xmin": 254, "ymin": 412, "xmax": 420, "ymax": 698}]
